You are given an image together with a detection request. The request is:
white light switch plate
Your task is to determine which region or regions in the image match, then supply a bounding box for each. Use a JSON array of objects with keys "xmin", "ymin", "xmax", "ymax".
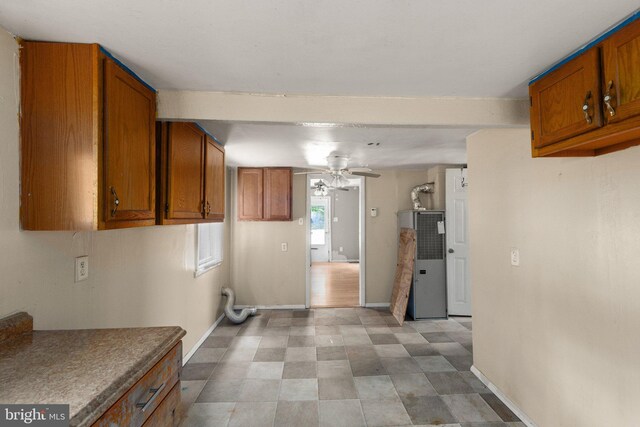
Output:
[
  {"xmin": 510, "ymin": 248, "xmax": 520, "ymax": 266},
  {"xmin": 298, "ymin": 218, "xmax": 304, "ymax": 225},
  {"xmin": 75, "ymin": 256, "xmax": 89, "ymax": 282},
  {"xmin": 281, "ymin": 243, "xmax": 288, "ymax": 252}
]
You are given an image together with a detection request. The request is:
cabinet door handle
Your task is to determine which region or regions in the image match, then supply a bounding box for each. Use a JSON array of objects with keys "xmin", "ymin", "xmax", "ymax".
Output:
[
  {"xmin": 582, "ymin": 91, "xmax": 592, "ymax": 124},
  {"xmin": 206, "ymin": 201, "xmax": 211, "ymax": 216},
  {"xmin": 136, "ymin": 382, "xmax": 165, "ymax": 412},
  {"xmin": 603, "ymin": 80, "xmax": 616, "ymax": 117},
  {"xmin": 110, "ymin": 186, "xmax": 120, "ymax": 217}
]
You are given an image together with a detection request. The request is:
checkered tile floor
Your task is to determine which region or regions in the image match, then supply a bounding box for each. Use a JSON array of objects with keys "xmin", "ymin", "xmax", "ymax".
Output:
[{"xmin": 180, "ymin": 308, "xmax": 523, "ymax": 427}]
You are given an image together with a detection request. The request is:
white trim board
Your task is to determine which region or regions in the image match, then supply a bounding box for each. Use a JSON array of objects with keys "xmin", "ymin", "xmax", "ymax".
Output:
[
  {"xmin": 471, "ymin": 365, "xmax": 537, "ymax": 427},
  {"xmin": 364, "ymin": 303, "xmax": 390, "ymax": 308},
  {"xmin": 183, "ymin": 313, "xmax": 225, "ymax": 365},
  {"xmin": 234, "ymin": 304, "xmax": 306, "ymax": 310}
]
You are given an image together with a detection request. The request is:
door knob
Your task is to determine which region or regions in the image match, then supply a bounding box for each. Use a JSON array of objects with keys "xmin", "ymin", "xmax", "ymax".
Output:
[{"xmin": 448, "ymin": 248, "xmax": 454, "ymax": 253}]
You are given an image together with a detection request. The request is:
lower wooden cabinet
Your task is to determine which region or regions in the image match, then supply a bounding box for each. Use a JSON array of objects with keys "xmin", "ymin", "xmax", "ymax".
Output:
[
  {"xmin": 157, "ymin": 122, "xmax": 225, "ymax": 224},
  {"xmin": 142, "ymin": 382, "xmax": 181, "ymax": 427},
  {"xmin": 237, "ymin": 167, "xmax": 292, "ymax": 221},
  {"xmin": 92, "ymin": 342, "xmax": 182, "ymax": 427}
]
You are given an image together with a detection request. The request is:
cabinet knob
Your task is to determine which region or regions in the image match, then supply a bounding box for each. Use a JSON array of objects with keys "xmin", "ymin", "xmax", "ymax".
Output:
[
  {"xmin": 582, "ymin": 91, "xmax": 592, "ymax": 125},
  {"xmin": 448, "ymin": 248, "xmax": 454, "ymax": 253},
  {"xmin": 110, "ymin": 187, "xmax": 120, "ymax": 217},
  {"xmin": 603, "ymin": 81, "xmax": 616, "ymax": 117}
]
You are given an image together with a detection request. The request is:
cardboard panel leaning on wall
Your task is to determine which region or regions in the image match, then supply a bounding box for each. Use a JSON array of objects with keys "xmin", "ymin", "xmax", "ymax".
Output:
[
  {"xmin": 467, "ymin": 128, "xmax": 640, "ymax": 426},
  {"xmin": 0, "ymin": 27, "xmax": 229, "ymax": 356}
]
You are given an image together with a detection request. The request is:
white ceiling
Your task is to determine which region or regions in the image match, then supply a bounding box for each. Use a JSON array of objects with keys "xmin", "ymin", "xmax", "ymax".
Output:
[
  {"xmin": 200, "ymin": 121, "xmax": 472, "ymax": 168},
  {"xmin": 3, "ymin": 1, "xmax": 637, "ymax": 168},
  {"xmin": 1, "ymin": 1, "xmax": 637, "ymax": 98}
]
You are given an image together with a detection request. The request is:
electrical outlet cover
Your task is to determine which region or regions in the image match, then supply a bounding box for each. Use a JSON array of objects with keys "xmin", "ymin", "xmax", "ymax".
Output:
[
  {"xmin": 75, "ymin": 256, "xmax": 89, "ymax": 282},
  {"xmin": 510, "ymin": 248, "xmax": 520, "ymax": 266}
]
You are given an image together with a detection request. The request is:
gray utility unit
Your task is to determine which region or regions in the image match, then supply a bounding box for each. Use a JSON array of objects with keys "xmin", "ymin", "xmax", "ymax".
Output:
[{"xmin": 398, "ymin": 210, "xmax": 447, "ymax": 320}]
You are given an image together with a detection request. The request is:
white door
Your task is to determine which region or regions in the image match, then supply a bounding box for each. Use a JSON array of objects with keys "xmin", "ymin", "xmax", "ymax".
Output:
[
  {"xmin": 445, "ymin": 168, "xmax": 471, "ymax": 316},
  {"xmin": 310, "ymin": 196, "xmax": 330, "ymax": 262}
]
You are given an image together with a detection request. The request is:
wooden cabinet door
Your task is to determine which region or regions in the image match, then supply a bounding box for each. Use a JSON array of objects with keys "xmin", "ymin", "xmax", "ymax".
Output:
[
  {"xmin": 602, "ymin": 20, "xmax": 640, "ymax": 124},
  {"xmin": 20, "ymin": 42, "xmax": 100, "ymax": 230},
  {"xmin": 237, "ymin": 168, "xmax": 263, "ymax": 220},
  {"xmin": 205, "ymin": 137, "xmax": 225, "ymax": 221},
  {"xmin": 264, "ymin": 168, "xmax": 292, "ymax": 221},
  {"xmin": 167, "ymin": 123, "xmax": 204, "ymax": 220},
  {"xmin": 103, "ymin": 58, "xmax": 156, "ymax": 226},
  {"xmin": 530, "ymin": 48, "xmax": 603, "ymax": 148}
]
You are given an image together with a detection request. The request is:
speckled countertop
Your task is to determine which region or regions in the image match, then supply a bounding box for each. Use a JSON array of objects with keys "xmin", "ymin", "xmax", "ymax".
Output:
[{"xmin": 0, "ymin": 326, "xmax": 185, "ymax": 427}]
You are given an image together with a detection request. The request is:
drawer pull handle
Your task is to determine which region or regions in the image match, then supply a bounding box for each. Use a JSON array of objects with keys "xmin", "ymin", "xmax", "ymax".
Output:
[
  {"xmin": 603, "ymin": 80, "xmax": 616, "ymax": 117},
  {"xmin": 136, "ymin": 382, "xmax": 165, "ymax": 412},
  {"xmin": 582, "ymin": 91, "xmax": 592, "ymax": 124}
]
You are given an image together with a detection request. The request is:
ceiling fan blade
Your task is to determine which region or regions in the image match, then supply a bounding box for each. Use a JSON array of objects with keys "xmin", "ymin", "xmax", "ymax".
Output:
[
  {"xmin": 294, "ymin": 170, "xmax": 330, "ymax": 175},
  {"xmin": 346, "ymin": 167, "xmax": 372, "ymax": 172},
  {"xmin": 348, "ymin": 171, "xmax": 381, "ymax": 178},
  {"xmin": 334, "ymin": 187, "xmax": 349, "ymax": 191}
]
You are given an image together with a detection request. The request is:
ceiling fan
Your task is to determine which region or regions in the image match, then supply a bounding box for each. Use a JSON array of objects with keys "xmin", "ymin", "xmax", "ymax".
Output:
[
  {"xmin": 295, "ymin": 155, "xmax": 380, "ymax": 188},
  {"xmin": 311, "ymin": 180, "xmax": 348, "ymax": 196}
]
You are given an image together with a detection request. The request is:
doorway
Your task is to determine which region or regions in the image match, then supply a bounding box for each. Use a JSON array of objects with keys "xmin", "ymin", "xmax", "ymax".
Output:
[{"xmin": 306, "ymin": 175, "xmax": 365, "ymax": 308}]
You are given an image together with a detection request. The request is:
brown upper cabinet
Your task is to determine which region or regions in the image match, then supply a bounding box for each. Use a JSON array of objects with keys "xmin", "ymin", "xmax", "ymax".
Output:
[
  {"xmin": 237, "ymin": 167, "xmax": 292, "ymax": 221},
  {"xmin": 20, "ymin": 41, "xmax": 156, "ymax": 230},
  {"xmin": 530, "ymin": 17, "xmax": 640, "ymax": 157},
  {"xmin": 157, "ymin": 122, "xmax": 225, "ymax": 225}
]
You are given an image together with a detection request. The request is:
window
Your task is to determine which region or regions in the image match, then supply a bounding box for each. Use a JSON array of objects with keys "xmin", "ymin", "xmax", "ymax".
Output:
[{"xmin": 195, "ymin": 222, "xmax": 224, "ymax": 276}]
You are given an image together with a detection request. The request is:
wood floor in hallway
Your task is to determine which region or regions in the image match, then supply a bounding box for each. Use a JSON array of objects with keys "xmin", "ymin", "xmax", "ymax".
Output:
[{"xmin": 311, "ymin": 262, "xmax": 359, "ymax": 308}]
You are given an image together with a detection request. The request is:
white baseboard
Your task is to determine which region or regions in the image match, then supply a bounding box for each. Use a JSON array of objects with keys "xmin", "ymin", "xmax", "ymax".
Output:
[
  {"xmin": 183, "ymin": 314, "xmax": 225, "ymax": 365},
  {"xmin": 471, "ymin": 365, "xmax": 537, "ymax": 427},
  {"xmin": 234, "ymin": 304, "xmax": 306, "ymax": 310},
  {"xmin": 364, "ymin": 303, "xmax": 390, "ymax": 308}
]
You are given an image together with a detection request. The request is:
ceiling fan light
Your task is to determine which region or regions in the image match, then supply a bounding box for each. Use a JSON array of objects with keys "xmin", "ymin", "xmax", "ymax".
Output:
[{"xmin": 331, "ymin": 174, "xmax": 349, "ymax": 188}]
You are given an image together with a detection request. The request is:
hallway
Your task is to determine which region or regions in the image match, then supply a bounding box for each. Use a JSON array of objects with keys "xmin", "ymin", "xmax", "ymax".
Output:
[{"xmin": 310, "ymin": 262, "xmax": 359, "ymax": 308}]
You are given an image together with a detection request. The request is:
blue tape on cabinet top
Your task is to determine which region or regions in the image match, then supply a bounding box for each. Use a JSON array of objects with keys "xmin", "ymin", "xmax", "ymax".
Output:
[
  {"xmin": 99, "ymin": 46, "xmax": 156, "ymax": 93},
  {"xmin": 193, "ymin": 122, "xmax": 224, "ymax": 146},
  {"xmin": 529, "ymin": 9, "xmax": 640, "ymax": 85}
]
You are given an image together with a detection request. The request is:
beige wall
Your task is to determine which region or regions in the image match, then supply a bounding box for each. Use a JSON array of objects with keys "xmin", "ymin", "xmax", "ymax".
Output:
[
  {"xmin": 229, "ymin": 171, "xmax": 308, "ymax": 306},
  {"xmin": 467, "ymin": 128, "xmax": 640, "ymax": 426},
  {"xmin": 0, "ymin": 28, "xmax": 229, "ymax": 356},
  {"xmin": 229, "ymin": 167, "xmax": 453, "ymax": 306}
]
